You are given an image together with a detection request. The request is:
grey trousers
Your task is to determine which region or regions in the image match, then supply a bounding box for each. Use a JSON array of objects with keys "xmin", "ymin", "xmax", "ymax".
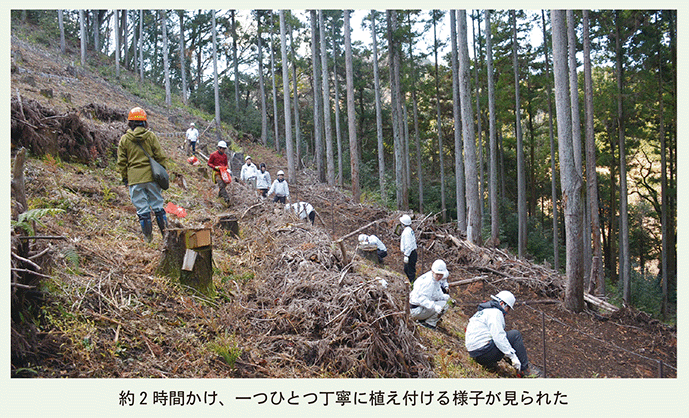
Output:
[
  {"xmin": 410, "ymin": 301, "xmax": 448, "ymax": 327},
  {"xmin": 468, "ymin": 329, "xmax": 529, "ymax": 371}
]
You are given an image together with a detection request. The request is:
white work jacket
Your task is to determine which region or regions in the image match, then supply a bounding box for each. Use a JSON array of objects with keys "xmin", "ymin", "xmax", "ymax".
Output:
[
  {"xmin": 186, "ymin": 128, "xmax": 199, "ymax": 142},
  {"xmin": 290, "ymin": 202, "xmax": 314, "ymax": 220},
  {"xmin": 400, "ymin": 226, "xmax": 417, "ymax": 256},
  {"xmin": 241, "ymin": 163, "xmax": 258, "ymax": 181},
  {"xmin": 464, "ymin": 304, "xmax": 517, "ymax": 358},
  {"xmin": 268, "ymin": 178, "xmax": 290, "ymax": 198},
  {"xmin": 409, "ymin": 271, "xmax": 449, "ymax": 311},
  {"xmin": 256, "ymin": 170, "xmax": 271, "ymax": 189},
  {"xmin": 366, "ymin": 235, "xmax": 386, "ymax": 252}
]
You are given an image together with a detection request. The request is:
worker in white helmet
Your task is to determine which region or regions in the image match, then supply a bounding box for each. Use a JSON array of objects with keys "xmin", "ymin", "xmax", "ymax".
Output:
[
  {"xmin": 267, "ymin": 170, "xmax": 289, "ymax": 204},
  {"xmin": 465, "ymin": 290, "xmax": 541, "ymax": 377},
  {"xmin": 240, "ymin": 155, "xmax": 258, "ymax": 191},
  {"xmin": 409, "ymin": 260, "xmax": 451, "ymax": 329},
  {"xmin": 358, "ymin": 233, "xmax": 388, "ymax": 263},
  {"xmin": 185, "ymin": 122, "xmax": 199, "ymax": 155},
  {"xmin": 399, "ymin": 214, "xmax": 417, "ymax": 283}
]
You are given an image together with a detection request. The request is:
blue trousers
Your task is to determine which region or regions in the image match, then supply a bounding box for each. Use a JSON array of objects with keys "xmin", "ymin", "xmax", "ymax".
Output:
[{"xmin": 129, "ymin": 182, "xmax": 164, "ymax": 215}]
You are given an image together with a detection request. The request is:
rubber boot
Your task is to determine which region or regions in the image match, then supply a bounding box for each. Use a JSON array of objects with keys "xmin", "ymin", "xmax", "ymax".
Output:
[
  {"xmin": 138, "ymin": 212, "xmax": 153, "ymax": 242},
  {"xmin": 154, "ymin": 209, "xmax": 168, "ymax": 236}
]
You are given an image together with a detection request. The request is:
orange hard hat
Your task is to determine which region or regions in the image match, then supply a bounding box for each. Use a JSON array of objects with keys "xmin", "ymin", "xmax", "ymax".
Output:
[{"xmin": 128, "ymin": 107, "xmax": 147, "ymax": 121}]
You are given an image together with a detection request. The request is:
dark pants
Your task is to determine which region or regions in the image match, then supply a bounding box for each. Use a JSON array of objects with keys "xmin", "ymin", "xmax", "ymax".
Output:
[
  {"xmin": 404, "ymin": 249, "xmax": 417, "ymax": 283},
  {"xmin": 216, "ymin": 176, "xmax": 230, "ymax": 203},
  {"xmin": 308, "ymin": 211, "xmax": 315, "ymax": 225},
  {"xmin": 377, "ymin": 249, "xmax": 387, "ymax": 264},
  {"xmin": 468, "ymin": 329, "xmax": 529, "ymax": 371},
  {"xmin": 259, "ymin": 188, "xmax": 268, "ymax": 198},
  {"xmin": 190, "ymin": 141, "xmax": 196, "ymax": 153},
  {"xmin": 274, "ymin": 195, "xmax": 286, "ymax": 204}
]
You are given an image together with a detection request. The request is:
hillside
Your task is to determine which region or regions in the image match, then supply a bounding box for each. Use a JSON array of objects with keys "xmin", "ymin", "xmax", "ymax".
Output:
[{"xmin": 9, "ymin": 28, "xmax": 676, "ymax": 380}]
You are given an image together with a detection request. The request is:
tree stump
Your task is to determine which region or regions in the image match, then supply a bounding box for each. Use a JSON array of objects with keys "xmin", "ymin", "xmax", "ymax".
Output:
[
  {"xmin": 156, "ymin": 228, "xmax": 214, "ymax": 296},
  {"xmin": 217, "ymin": 214, "xmax": 239, "ymax": 238},
  {"xmin": 358, "ymin": 243, "xmax": 380, "ymax": 264}
]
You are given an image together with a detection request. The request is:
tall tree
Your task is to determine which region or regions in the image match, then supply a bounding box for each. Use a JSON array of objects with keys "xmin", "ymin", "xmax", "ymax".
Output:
[
  {"xmin": 319, "ymin": 10, "xmax": 335, "ymax": 185},
  {"xmin": 551, "ymin": 9, "xmax": 584, "ymax": 312},
  {"xmin": 344, "ymin": 10, "xmax": 360, "ymax": 202},
  {"xmin": 255, "ymin": 12, "xmax": 268, "ymax": 146},
  {"xmin": 450, "ymin": 10, "xmax": 466, "ymax": 231},
  {"xmin": 371, "ymin": 10, "xmax": 386, "ymax": 201},
  {"xmin": 459, "ymin": 10, "xmax": 481, "ymax": 244},
  {"xmin": 656, "ymin": 11, "xmax": 668, "ymax": 318},
  {"xmin": 178, "ymin": 11, "xmax": 188, "ymax": 104},
  {"xmin": 614, "ymin": 11, "xmax": 631, "ymax": 304},
  {"xmin": 289, "ymin": 21, "xmax": 302, "ymax": 167},
  {"xmin": 542, "ymin": 10, "xmax": 559, "ymax": 271},
  {"xmin": 432, "ymin": 10, "xmax": 447, "ymax": 223},
  {"xmin": 332, "ymin": 21, "xmax": 344, "ymax": 187},
  {"xmin": 231, "ymin": 10, "xmax": 240, "ymax": 114},
  {"xmin": 279, "ymin": 10, "xmax": 295, "ymax": 183},
  {"xmin": 407, "ymin": 12, "xmax": 425, "ymax": 214},
  {"xmin": 211, "ymin": 10, "xmax": 221, "ymax": 129},
  {"xmin": 160, "ymin": 10, "xmax": 172, "ymax": 106},
  {"xmin": 138, "ymin": 10, "xmax": 144, "ymax": 80},
  {"xmin": 58, "ymin": 10, "xmax": 65, "ymax": 54},
  {"xmin": 583, "ymin": 10, "xmax": 604, "ymax": 296},
  {"xmin": 270, "ymin": 12, "xmax": 280, "ymax": 151},
  {"xmin": 388, "ymin": 10, "xmax": 406, "ymax": 210},
  {"xmin": 310, "ymin": 10, "xmax": 324, "ymax": 181},
  {"xmin": 485, "ymin": 10, "xmax": 499, "ymax": 246},
  {"xmin": 511, "ymin": 10, "xmax": 527, "ymax": 258},
  {"xmin": 472, "ymin": 11, "xmax": 484, "ymax": 220}
]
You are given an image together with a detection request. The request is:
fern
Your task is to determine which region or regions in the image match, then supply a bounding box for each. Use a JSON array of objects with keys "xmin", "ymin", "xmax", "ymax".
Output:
[{"xmin": 12, "ymin": 208, "xmax": 65, "ymax": 235}]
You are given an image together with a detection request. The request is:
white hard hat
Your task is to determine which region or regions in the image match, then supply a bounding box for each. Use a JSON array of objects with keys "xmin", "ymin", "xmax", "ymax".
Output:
[
  {"xmin": 358, "ymin": 234, "xmax": 367, "ymax": 243},
  {"xmin": 277, "ymin": 170, "xmax": 285, "ymax": 176},
  {"xmin": 431, "ymin": 259, "xmax": 448, "ymax": 276},
  {"xmin": 190, "ymin": 122, "xmax": 195, "ymax": 126},
  {"xmin": 217, "ymin": 140, "xmax": 227, "ymax": 148},
  {"xmin": 400, "ymin": 214, "xmax": 412, "ymax": 226},
  {"xmin": 245, "ymin": 155, "xmax": 251, "ymax": 160},
  {"xmin": 492, "ymin": 290, "xmax": 516, "ymax": 310}
]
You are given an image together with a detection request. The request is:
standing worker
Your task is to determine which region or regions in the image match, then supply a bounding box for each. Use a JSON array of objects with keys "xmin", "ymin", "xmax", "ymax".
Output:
[
  {"xmin": 464, "ymin": 290, "xmax": 541, "ymax": 377},
  {"xmin": 185, "ymin": 122, "xmax": 199, "ymax": 155},
  {"xmin": 400, "ymin": 214, "xmax": 417, "ymax": 283},
  {"xmin": 256, "ymin": 163, "xmax": 271, "ymax": 198},
  {"xmin": 117, "ymin": 107, "xmax": 168, "ymax": 243},
  {"xmin": 241, "ymin": 156, "xmax": 258, "ymax": 191},
  {"xmin": 409, "ymin": 260, "xmax": 451, "ymax": 329},
  {"xmin": 207, "ymin": 140, "xmax": 232, "ymax": 206},
  {"xmin": 267, "ymin": 170, "xmax": 289, "ymax": 204}
]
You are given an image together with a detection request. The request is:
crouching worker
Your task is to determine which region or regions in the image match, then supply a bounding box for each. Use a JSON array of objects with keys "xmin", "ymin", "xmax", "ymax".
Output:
[
  {"xmin": 117, "ymin": 107, "xmax": 168, "ymax": 243},
  {"xmin": 286, "ymin": 201, "xmax": 315, "ymax": 225},
  {"xmin": 464, "ymin": 290, "xmax": 541, "ymax": 377},
  {"xmin": 409, "ymin": 260, "xmax": 451, "ymax": 330},
  {"xmin": 358, "ymin": 234, "xmax": 387, "ymax": 263}
]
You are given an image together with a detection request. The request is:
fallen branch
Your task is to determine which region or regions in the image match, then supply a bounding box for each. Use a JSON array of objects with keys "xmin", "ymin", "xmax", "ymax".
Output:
[
  {"xmin": 15, "ymin": 235, "xmax": 68, "ymax": 240},
  {"xmin": 447, "ymin": 275, "xmax": 487, "ymax": 287},
  {"xmin": 584, "ymin": 293, "xmax": 619, "ymax": 313}
]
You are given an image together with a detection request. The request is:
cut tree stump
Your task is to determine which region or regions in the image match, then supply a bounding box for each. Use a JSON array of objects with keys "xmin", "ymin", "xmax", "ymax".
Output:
[
  {"xmin": 156, "ymin": 228, "xmax": 214, "ymax": 296},
  {"xmin": 357, "ymin": 244, "xmax": 380, "ymax": 264},
  {"xmin": 216, "ymin": 214, "xmax": 239, "ymax": 238}
]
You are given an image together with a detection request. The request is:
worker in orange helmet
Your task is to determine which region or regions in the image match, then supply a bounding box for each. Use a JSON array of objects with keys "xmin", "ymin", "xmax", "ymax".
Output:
[{"xmin": 117, "ymin": 107, "xmax": 168, "ymax": 242}]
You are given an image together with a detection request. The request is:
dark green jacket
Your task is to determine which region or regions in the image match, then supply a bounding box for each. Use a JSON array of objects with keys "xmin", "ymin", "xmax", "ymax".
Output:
[{"xmin": 117, "ymin": 127, "xmax": 167, "ymax": 185}]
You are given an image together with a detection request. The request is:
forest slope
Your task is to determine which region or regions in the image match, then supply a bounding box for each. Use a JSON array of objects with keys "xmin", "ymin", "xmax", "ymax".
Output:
[{"xmin": 9, "ymin": 29, "xmax": 676, "ymax": 379}]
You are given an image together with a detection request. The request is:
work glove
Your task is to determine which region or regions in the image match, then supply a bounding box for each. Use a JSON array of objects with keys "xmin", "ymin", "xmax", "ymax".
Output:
[
  {"xmin": 508, "ymin": 353, "xmax": 521, "ymax": 372},
  {"xmin": 404, "ymin": 256, "xmax": 409, "ymax": 264},
  {"xmin": 434, "ymin": 304, "xmax": 443, "ymax": 315}
]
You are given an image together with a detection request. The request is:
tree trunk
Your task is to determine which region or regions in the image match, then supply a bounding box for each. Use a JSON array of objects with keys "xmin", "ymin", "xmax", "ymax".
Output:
[
  {"xmin": 161, "ymin": 11, "xmax": 172, "ymax": 106},
  {"xmin": 270, "ymin": 13, "xmax": 280, "ymax": 151},
  {"xmin": 310, "ymin": 11, "xmax": 323, "ymax": 180},
  {"xmin": 458, "ymin": 10, "xmax": 481, "ymax": 245},
  {"xmin": 512, "ymin": 10, "xmax": 527, "ymax": 258},
  {"xmin": 319, "ymin": 11, "xmax": 335, "ymax": 186},
  {"xmin": 156, "ymin": 228, "xmax": 214, "ymax": 297},
  {"xmin": 232, "ymin": 10, "xmax": 240, "ymax": 114},
  {"xmin": 485, "ymin": 10, "xmax": 499, "ymax": 246},
  {"xmin": 139, "ymin": 10, "xmax": 144, "ymax": 80},
  {"xmin": 615, "ymin": 12, "xmax": 631, "ymax": 305},
  {"xmin": 371, "ymin": 11, "xmax": 385, "ymax": 201},
  {"xmin": 332, "ymin": 24, "xmax": 344, "ymax": 187},
  {"xmin": 58, "ymin": 10, "xmax": 66, "ymax": 54},
  {"xmin": 257, "ymin": 15, "xmax": 268, "ymax": 147},
  {"xmin": 451, "ymin": 10, "xmax": 466, "ymax": 231},
  {"xmin": 289, "ymin": 23, "xmax": 302, "ymax": 167},
  {"xmin": 344, "ymin": 10, "xmax": 360, "ymax": 203},
  {"xmin": 407, "ymin": 12, "xmax": 423, "ymax": 214},
  {"xmin": 542, "ymin": 10, "xmax": 559, "ymax": 271},
  {"xmin": 211, "ymin": 10, "xmax": 221, "ymax": 130},
  {"xmin": 279, "ymin": 10, "xmax": 295, "ymax": 184},
  {"xmin": 433, "ymin": 14, "xmax": 447, "ymax": 224},
  {"xmin": 472, "ymin": 11, "xmax": 484, "ymax": 222},
  {"xmin": 656, "ymin": 12, "xmax": 668, "ymax": 319},
  {"xmin": 178, "ymin": 11, "xmax": 188, "ymax": 105},
  {"xmin": 583, "ymin": 10, "xmax": 604, "ymax": 296},
  {"xmin": 551, "ymin": 9, "xmax": 584, "ymax": 312}
]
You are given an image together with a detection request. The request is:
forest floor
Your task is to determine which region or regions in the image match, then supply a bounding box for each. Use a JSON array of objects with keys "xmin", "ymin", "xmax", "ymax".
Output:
[{"xmin": 9, "ymin": 27, "xmax": 677, "ymax": 380}]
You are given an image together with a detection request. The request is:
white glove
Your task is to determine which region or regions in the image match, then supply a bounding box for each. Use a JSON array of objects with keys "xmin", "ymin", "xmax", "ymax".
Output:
[
  {"xmin": 404, "ymin": 256, "xmax": 409, "ymax": 264},
  {"xmin": 434, "ymin": 304, "xmax": 443, "ymax": 314},
  {"xmin": 509, "ymin": 353, "xmax": 521, "ymax": 371}
]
